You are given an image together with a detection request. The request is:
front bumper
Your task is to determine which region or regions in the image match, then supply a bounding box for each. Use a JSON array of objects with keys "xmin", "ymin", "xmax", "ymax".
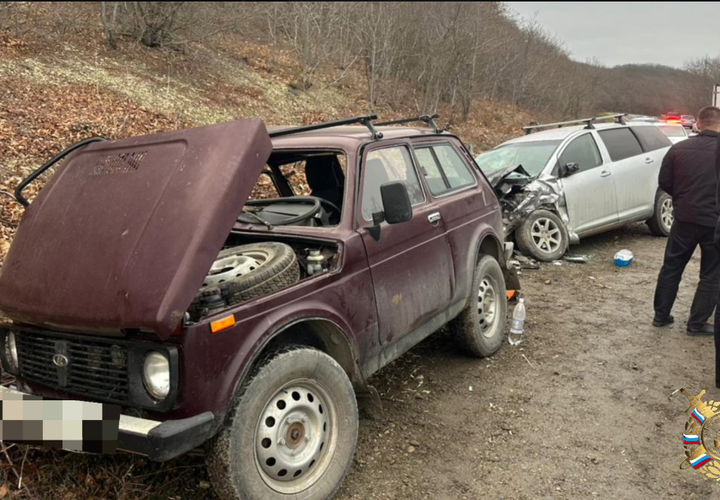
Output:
[{"xmin": 0, "ymin": 386, "xmax": 215, "ymax": 461}]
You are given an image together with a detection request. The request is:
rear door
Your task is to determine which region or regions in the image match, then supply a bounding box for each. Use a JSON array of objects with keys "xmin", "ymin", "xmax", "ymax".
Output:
[
  {"xmin": 412, "ymin": 140, "xmax": 487, "ymax": 306},
  {"xmin": 598, "ymin": 126, "xmax": 667, "ymax": 222},
  {"xmin": 556, "ymin": 132, "xmax": 617, "ymax": 234},
  {"xmin": 358, "ymin": 143, "xmax": 454, "ymax": 345}
]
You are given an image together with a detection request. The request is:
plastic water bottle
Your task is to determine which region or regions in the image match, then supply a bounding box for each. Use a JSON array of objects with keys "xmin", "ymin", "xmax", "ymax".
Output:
[{"xmin": 509, "ymin": 298, "xmax": 526, "ymax": 346}]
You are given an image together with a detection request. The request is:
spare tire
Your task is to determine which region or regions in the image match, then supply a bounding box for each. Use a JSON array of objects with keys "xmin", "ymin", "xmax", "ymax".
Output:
[{"xmin": 189, "ymin": 242, "xmax": 299, "ymax": 319}]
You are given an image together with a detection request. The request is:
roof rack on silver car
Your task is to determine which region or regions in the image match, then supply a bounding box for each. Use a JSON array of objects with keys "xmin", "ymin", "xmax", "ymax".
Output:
[{"xmin": 523, "ymin": 113, "xmax": 627, "ymax": 135}]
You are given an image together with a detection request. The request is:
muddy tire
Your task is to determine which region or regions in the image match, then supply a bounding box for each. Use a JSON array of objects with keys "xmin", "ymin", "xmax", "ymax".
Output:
[
  {"xmin": 647, "ymin": 190, "xmax": 673, "ymax": 237},
  {"xmin": 207, "ymin": 346, "xmax": 358, "ymax": 500},
  {"xmin": 450, "ymin": 255, "xmax": 507, "ymax": 357},
  {"xmin": 189, "ymin": 242, "xmax": 299, "ymax": 319},
  {"xmin": 516, "ymin": 209, "xmax": 568, "ymax": 262}
]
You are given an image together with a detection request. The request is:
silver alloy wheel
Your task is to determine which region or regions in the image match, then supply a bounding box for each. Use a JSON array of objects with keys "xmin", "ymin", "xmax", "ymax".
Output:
[
  {"xmin": 255, "ymin": 380, "xmax": 335, "ymax": 494},
  {"xmin": 531, "ymin": 217, "xmax": 562, "ymax": 254},
  {"xmin": 202, "ymin": 250, "xmax": 269, "ymax": 287},
  {"xmin": 478, "ymin": 277, "xmax": 498, "ymax": 338},
  {"xmin": 661, "ymin": 198, "xmax": 674, "ymax": 231}
]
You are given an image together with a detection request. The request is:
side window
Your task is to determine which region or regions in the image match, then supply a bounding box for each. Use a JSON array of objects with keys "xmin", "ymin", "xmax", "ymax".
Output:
[
  {"xmin": 361, "ymin": 146, "xmax": 424, "ymax": 221},
  {"xmin": 432, "ymin": 145, "xmax": 476, "ymax": 189},
  {"xmin": 631, "ymin": 126, "xmax": 672, "ymax": 152},
  {"xmin": 558, "ymin": 134, "xmax": 603, "ymax": 173},
  {"xmin": 598, "ymin": 128, "xmax": 644, "ymax": 162},
  {"xmin": 414, "ymin": 144, "xmax": 476, "ymax": 196},
  {"xmin": 249, "ymin": 171, "xmax": 281, "ymax": 200},
  {"xmin": 279, "ymin": 161, "xmax": 311, "ymax": 196},
  {"xmin": 414, "ymin": 148, "xmax": 448, "ymax": 195}
]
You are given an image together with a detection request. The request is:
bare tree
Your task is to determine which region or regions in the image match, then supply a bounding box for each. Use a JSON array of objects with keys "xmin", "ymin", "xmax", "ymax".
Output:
[{"xmin": 100, "ymin": 1, "xmax": 120, "ymax": 48}]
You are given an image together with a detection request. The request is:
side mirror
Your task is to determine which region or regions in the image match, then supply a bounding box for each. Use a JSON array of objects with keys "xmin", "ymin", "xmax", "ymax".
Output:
[
  {"xmin": 366, "ymin": 182, "xmax": 413, "ymax": 242},
  {"xmin": 560, "ymin": 162, "xmax": 580, "ymax": 177},
  {"xmin": 380, "ymin": 181, "xmax": 413, "ymax": 224}
]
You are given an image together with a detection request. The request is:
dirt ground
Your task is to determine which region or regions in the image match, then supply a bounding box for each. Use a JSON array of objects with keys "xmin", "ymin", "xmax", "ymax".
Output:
[
  {"xmin": 4, "ymin": 222, "xmax": 720, "ymax": 499},
  {"xmin": 335, "ymin": 222, "xmax": 720, "ymax": 500}
]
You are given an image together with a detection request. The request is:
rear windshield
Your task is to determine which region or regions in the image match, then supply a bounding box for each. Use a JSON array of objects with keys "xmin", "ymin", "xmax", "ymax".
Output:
[
  {"xmin": 475, "ymin": 140, "xmax": 561, "ymax": 177},
  {"xmin": 658, "ymin": 125, "xmax": 686, "ymax": 137}
]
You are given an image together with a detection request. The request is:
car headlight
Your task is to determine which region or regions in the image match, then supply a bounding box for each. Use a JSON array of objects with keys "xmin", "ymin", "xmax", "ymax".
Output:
[
  {"xmin": 143, "ymin": 351, "xmax": 170, "ymax": 400},
  {"xmin": 5, "ymin": 332, "xmax": 18, "ymax": 372}
]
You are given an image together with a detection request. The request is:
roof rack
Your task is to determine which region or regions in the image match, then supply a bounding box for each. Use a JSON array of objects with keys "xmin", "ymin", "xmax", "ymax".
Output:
[
  {"xmin": 375, "ymin": 114, "xmax": 443, "ymax": 133},
  {"xmin": 523, "ymin": 113, "xmax": 627, "ymax": 135},
  {"xmin": 268, "ymin": 114, "xmax": 383, "ymax": 140}
]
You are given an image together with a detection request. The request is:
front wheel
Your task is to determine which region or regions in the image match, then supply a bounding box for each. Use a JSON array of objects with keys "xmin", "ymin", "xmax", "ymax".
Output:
[
  {"xmin": 450, "ymin": 255, "xmax": 507, "ymax": 357},
  {"xmin": 647, "ymin": 190, "xmax": 673, "ymax": 237},
  {"xmin": 515, "ymin": 209, "xmax": 568, "ymax": 262},
  {"xmin": 207, "ymin": 347, "xmax": 358, "ymax": 500}
]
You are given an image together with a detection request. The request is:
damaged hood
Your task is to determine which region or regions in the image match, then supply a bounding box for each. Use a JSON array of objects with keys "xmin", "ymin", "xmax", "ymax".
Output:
[
  {"xmin": 0, "ymin": 119, "xmax": 272, "ymax": 338},
  {"xmin": 486, "ymin": 164, "xmax": 532, "ymax": 188}
]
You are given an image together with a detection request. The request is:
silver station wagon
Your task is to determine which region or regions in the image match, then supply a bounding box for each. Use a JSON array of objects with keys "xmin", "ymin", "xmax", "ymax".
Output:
[{"xmin": 475, "ymin": 114, "xmax": 673, "ymax": 261}]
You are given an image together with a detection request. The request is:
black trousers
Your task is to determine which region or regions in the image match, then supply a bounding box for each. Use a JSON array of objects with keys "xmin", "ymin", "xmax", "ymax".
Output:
[{"xmin": 653, "ymin": 221, "xmax": 720, "ymax": 329}]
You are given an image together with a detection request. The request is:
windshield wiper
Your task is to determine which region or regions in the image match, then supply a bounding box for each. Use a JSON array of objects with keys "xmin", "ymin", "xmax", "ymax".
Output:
[{"xmin": 241, "ymin": 210, "xmax": 274, "ymax": 230}]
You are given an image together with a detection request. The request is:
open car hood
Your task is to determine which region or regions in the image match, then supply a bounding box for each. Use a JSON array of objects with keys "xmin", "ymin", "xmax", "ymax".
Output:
[{"xmin": 0, "ymin": 119, "xmax": 272, "ymax": 338}]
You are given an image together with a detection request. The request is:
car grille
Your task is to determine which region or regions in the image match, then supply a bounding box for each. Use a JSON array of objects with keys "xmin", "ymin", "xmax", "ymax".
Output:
[{"xmin": 16, "ymin": 331, "xmax": 129, "ymax": 404}]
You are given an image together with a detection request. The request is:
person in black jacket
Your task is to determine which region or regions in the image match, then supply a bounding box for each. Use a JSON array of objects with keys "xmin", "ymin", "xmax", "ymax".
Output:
[{"xmin": 653, "ymin": 106, "xmax": 720, "ymax": 335}]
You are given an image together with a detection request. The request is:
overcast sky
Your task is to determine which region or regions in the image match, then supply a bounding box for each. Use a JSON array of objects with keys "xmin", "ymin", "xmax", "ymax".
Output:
[{"xmin": 505, "ymin": 2, "xmax": 720, "ymax": 68}]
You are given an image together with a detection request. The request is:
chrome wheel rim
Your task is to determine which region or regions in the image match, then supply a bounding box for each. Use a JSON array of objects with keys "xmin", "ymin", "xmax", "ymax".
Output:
[
  {"xmin": 255, "ymin": 380, "xmax": 336, "ymax": 494},
  {"xmin": 531, "ymin": 218, "xmax": 562, "ymax": 254},
  {"xmin": 203, "ymin": 250, "xmax": 269, "ymax": 287},
  {"xmin": 478, "ymin": 278, "xmax": 498, "ymax": 338},
  {"xmin": 661, "ymin": 198, "xmax": 674, "ymax": 231}
]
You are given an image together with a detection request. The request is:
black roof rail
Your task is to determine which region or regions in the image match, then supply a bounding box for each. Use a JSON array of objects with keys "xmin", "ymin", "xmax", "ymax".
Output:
[
  {"xmin": 268, "ymin": 114, "xmax": 383, "ymax": 140},
  {"xmin": 523, "ymin": 113, "xmax": 627, "ymax": 135},
  {"xmin": 375, "ymin": 114, "xmax": 443, "ymax": 133}
]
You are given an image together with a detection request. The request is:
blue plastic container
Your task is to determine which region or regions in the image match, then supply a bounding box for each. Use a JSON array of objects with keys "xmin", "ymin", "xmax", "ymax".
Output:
[{"xmin": 614, "ymin": 249, "xmax": 633, "ymax": 267}]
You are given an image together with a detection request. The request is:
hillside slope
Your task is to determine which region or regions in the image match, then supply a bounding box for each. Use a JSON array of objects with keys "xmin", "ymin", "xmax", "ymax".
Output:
[{"xmin": 0, "ymin": 31, "xmax": 535, "ymax": 264}]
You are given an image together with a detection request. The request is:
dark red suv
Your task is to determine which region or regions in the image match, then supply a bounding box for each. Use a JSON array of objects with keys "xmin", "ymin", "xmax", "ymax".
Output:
[{"xmin": 0, "ymin": 115, "xmax": 517, "ymax": 499}]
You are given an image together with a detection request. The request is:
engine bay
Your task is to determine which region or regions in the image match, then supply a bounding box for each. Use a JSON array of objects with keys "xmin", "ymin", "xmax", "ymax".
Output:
[{"xmin": 187, "ymin": 232, "xmax": 340, "ymax": 321}]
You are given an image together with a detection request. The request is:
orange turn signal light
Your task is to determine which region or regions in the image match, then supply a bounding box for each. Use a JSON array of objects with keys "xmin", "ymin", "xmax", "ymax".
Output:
[{"xmin": 211, "ymin": 314, "xmax": 236, "ymax": 334}]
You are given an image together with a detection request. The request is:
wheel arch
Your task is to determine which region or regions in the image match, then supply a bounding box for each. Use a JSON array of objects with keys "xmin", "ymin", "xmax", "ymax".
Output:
[
  {"xmin": 222, "ymin": 316, "xmax": 369, "ymax": 428},
  {"xmin": 478, "ymin": 232, "xmax": 502, "ymax": 264},
  {"xmin": 263, "ymin": 318, "xmax": 366, "ymax": 391},
  {"xmin": 476, "ymin": 231, "xmax": 520, "ymax": 293}
]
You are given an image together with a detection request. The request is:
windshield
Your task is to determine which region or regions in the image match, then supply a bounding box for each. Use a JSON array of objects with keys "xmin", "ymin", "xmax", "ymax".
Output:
[
  {"xmin": 475, "ymin": 140, "xmax": 561, "ymax": 177},
  {"xmin": 658, "ymin": 125, "xmax": 685, "ymax": 137}
]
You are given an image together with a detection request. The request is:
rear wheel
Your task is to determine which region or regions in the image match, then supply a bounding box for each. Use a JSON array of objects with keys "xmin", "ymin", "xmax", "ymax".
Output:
[
  {"xmin": 516, "ymin": 210, "xmax": 568, "ymax": 262},
  {"xmin": 647, "ymin": 190, "xmax": 673, "ymax": 237},
  {"xmin": 208, "ymin": 347, "xmax": 358, "ymax": 500},
  {"xmin": 450, "ymin": 255, "xmax": 507, "ymax": 357}
]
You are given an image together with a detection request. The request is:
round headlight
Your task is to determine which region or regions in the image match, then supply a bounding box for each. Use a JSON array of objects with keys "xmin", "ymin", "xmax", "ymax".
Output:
[
  {"xmin": 143, "ymin": 352, "xmax": 170, "ymax": 400},
  {"xmin": 5, "ymin": 332, "xmax": 18, "ymax": 371}
]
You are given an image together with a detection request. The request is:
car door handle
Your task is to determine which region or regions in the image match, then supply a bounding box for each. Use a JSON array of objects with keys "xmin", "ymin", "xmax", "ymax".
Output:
[
  {"xmin": 645, "ymin": 158, "xmax": 654, "ymax": 164},
  {"xmin": 600, "ymin": 170, "xmax": 611, "ymax": 178},
  {"xmin": 428, "ymin": 212, "xmax": 442, "ymax": 224}
]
